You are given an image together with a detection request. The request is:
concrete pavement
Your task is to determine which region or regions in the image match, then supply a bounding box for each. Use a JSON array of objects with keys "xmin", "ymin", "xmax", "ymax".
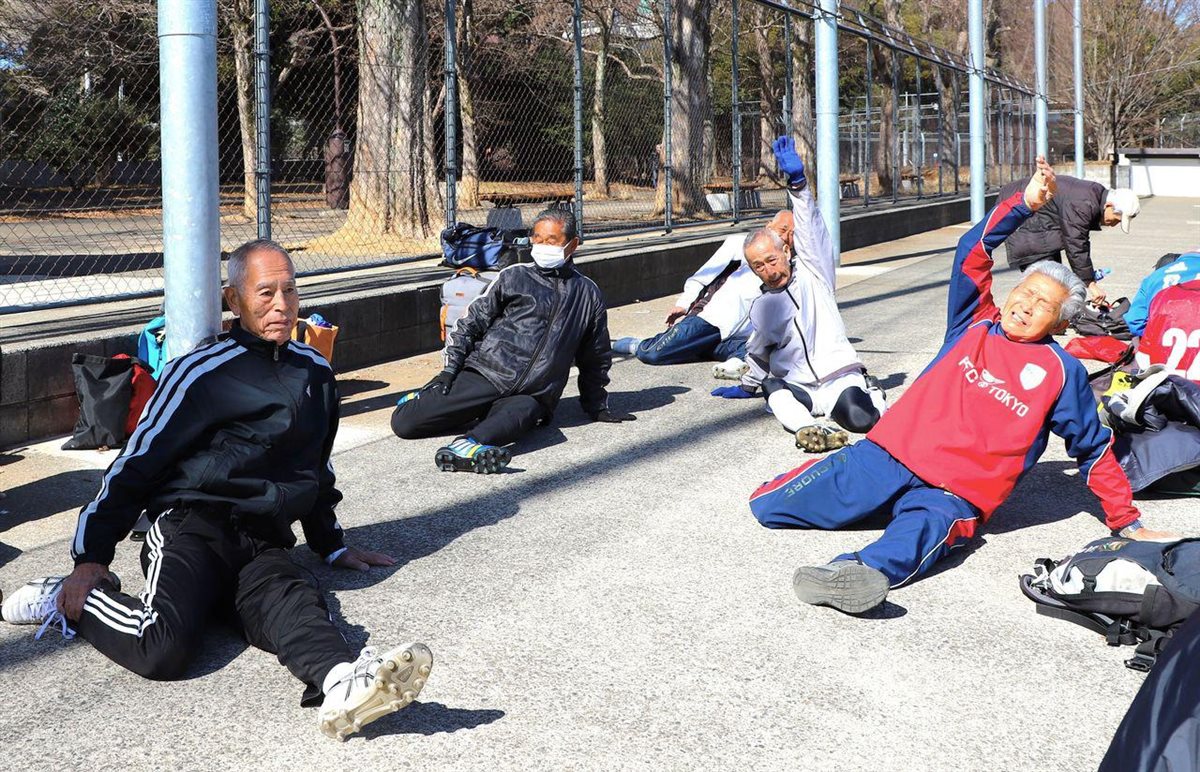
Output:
[{"xmin": 1, "ymin": 197, "xmax": 1198, "ymax": 771}]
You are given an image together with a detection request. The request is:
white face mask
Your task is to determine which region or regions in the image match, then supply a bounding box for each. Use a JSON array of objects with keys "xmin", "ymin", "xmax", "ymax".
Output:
[{"xmin": 530, "ymin": 243, "xmax": 569, "ymax": 270}]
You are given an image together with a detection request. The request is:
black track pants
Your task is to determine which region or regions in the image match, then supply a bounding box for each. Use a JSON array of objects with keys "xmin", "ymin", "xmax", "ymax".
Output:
[
  {"xmin": 390, "ymin": 369, "xmax": 544, "ymax": 447},
  {"xmin": 75, "ymin": 507, "xmax": 353, "ymax": 702}
]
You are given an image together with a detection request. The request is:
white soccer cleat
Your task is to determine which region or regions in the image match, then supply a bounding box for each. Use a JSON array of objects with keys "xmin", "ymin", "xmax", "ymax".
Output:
[
  {"xmin": 318, "ymin": 642, "xmax": 433, "ymax": 741},
  {"xmin": 1, "ymin": 576, "xmax": 74, "ymax": 640},
  {"xmin": 712, "ymin": 357, "xmax": 750, "ymax": 380}
]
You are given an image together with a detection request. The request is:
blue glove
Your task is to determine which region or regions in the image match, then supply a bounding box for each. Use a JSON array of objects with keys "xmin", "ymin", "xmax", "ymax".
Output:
[
  {"xmin": 711, "ymin": 385, "xmax": 757, "ymax": 399},
  {"xmin": 771, "ymin": 136, "xmax": 806, "ymax": 188}
]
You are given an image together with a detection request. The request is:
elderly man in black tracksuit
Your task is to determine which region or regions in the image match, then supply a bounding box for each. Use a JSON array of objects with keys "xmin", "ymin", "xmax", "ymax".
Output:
[
  {"xmin": 1, "ymin": 240, "xmax": 430, "ymax": 741},
  {"xmin": 391, "ymin": 208, "xmax": 635, "ymax": 473},
  {"xmin": 997, "ymin": 174, "xmax": 1140, "ymax": 305}
]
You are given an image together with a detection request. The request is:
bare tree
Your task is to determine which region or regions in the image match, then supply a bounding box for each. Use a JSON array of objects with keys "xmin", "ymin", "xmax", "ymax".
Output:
[
  {"xmin": 656, "ymin": 0, "xmax": 712, "ymax": 217},
  {"xmin": 752, "ymin": 4, "xmax": 780, "ymax": 183},
  {"xmin": 344, "ymin": 0, "xmax": 442, "ymax": 239},
  {"xmin": 1073, "ymin": 0, "xmax": 1200, "ymax": 160},
  {"xmin": 867, "ymin": 0, "xmax": 901, "ymax": 196}
]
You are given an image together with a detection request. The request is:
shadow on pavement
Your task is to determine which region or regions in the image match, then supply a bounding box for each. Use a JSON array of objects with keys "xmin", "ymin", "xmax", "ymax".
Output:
[
  {"xmin": 986, "ymin": 461, "xmax": 1106, "ymax": 535},
  {"xmin": 358, "ymin": 701, "xmax": 505, "ymax": 739},
  {"xmin": 338, "ymin": 378, "xmax": 390, "ymax": 399},
  {"xmin": 553, "ymin": 384, "xmax": 690, "ymax": 429}
]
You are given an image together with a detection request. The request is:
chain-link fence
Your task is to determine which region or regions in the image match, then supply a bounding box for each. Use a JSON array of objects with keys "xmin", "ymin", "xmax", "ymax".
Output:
[{"xmin": 2, "ymin": 0, "xmax": 1039, "ymax": 311}]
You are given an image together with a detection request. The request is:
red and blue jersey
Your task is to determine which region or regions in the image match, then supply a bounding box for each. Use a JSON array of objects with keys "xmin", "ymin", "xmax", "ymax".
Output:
[{"xmin": 867, "ymin": 192, "xmax": 1139, "ymax": 530}]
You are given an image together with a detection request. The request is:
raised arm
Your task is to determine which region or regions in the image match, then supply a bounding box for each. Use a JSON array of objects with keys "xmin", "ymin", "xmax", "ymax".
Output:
[
  {"xmin": 945, "ymin": 157, "xmax": 1056, "ymax": 343},
  {"xmin": 770, "ymin": 135, "xmax": 837, "ymax": 292}
]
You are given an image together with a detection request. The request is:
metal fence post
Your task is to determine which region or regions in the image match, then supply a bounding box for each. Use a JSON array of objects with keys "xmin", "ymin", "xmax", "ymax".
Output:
[
  {"xmin": 936, "ymin": 67, "xmax": 944, "ymax": 196},
  {"xmin": 864, "ymin": 39, "xmax": 872, "ymax": 207},
  {"xmin": 914, "ymin": 58, "xmax": 922, "ymax": 199},
  {"xmin": 815, "ymin": 0, "xmax": 840, "ymax": 257},
  {"xmin": 159, "ymin": 0, "xmax": 222, "ymax": 357},
  {"xmin": 890, "ymin": 49, "xmax": 899, "ymax": 205},
  {"xmin": 572, "ymin": 0, "xmax": 585, "ymax": 237},
  {"xmin": 254, "ymin": 0, "xmax": 271, "ymax": 239},
  {"xmin": 662, "ymin": 0, "xmax": 673, "ymax": 233},
  {"xmin": 968, "ymin": 0, "xmax": 985, "ymax": 222},
  {"xmin": 731, "ymin": 0, "xmax": 741, "ymax": 223},
  {"xmin": 443, "ymin": 0, "xmax": 458, "ymax": 229},
  {"xmin": 783, "ymin": 2, "xmax": 794, "ymax": 137},
  {"xmin": 1073, "ymin": 0, "xmax": 1085, "ymax": 177},
  {"xmin": 1034, "ymin": 0, "xmax": 1048, "ymax": 158}
]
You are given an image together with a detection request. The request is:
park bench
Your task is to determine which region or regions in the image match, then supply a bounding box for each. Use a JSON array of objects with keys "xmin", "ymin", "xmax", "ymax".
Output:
[
  {"xmin": 702, "ymin": 180, "xmax": 762, "ymax": 213},
  {"xmin": 480, "ymin": 186, "xmax": 575, "ymax": 228},
  {"xmin": 839, "ymin": 174, "xmax": 862, "ymax": 199}
]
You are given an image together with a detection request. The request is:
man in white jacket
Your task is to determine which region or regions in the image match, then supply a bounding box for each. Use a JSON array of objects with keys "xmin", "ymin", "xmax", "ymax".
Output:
[
  {"xmin": 711, "ymin": 136, "xmax": 885, "ymax": 452},
  {"xmin": 612, "ymin": 227, "xmax": 773, "ymax": 379}
]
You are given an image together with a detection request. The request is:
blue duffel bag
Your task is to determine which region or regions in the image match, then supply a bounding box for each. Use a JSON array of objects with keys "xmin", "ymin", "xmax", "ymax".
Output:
[{"xmin": 440, "ymin": 223, "xmax": 507, "ymax": 270}]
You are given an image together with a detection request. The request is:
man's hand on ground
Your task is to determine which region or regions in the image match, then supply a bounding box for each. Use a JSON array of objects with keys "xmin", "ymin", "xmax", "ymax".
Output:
[
  {"xmin": 590, "ymin": 409, "xmax": 636, "ymax": 423},
  {"xmin": 1087, "ymin": 281, "xmax": 1108, "ymax": 306},
  {"xmin": 711, "ymin": 385, "xmax": 757, "ymax": 399},
  {"xmin": 1023, "ymin": 155, "xmax": 1057, "ymax": 211},
  {"xmin": 665, "ymin": 306, "xmax": 687, "ymax": 326},
  {"xmin": 57, "ymin": 562, "xmax": 114, "ymax": 622},
  {"xmin": 1126, "ymin": 526, "xmax": 1183, "ymax": 542},
  {"xmin": 423, "ymin": 371, "xmax": 456, "ymax": 396},
  {"xmin": 332, "ymin": 547, "xmax": 397, "ymax": 572}
]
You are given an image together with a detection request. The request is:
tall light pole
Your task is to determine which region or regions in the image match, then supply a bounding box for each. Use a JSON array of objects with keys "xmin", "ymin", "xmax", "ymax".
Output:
[
  {"xmin": 1072, "ymin": 0, "xmax": 1085, "ymax": 176},
  {"xmin": 968, "ymin": 0, "xmax": 985, "ymax": 222},
  {"xmin": 1034, "ymin": 0, "xmax": 1049, "ymax": 158},
  {"xmin": 158, "ymin": 0, "xmax": 222, "ymax": 358},
  {"xmin": 814, "ymin": 0, "xmax": 840, "ymax": 258}
]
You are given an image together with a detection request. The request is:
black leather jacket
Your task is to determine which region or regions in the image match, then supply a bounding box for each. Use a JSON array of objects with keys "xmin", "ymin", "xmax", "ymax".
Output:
[
  {"xmin": 442, "ymin": 262, "xmax": 612, "ymax": 416},
  {"xmin": 71, "ymin": 322, "xmax": 345, "ymax": 566},
  {"xmin": 1110, "ymin": 375, "xmax": 1200, "ymax": 492},
  {"xmin": 999, "ymin": 174, "xmax": 1107, "ymax": 283}
]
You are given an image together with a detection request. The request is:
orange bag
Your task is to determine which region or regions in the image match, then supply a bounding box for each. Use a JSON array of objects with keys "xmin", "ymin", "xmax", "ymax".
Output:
[{"xmin": 292, "ymin": 318, "xmax": 339, "ymax": 363}]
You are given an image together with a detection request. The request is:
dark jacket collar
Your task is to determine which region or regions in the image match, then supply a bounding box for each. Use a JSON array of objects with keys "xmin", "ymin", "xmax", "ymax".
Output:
[{"xmin": 228, "ymin": 319, "xmax": 289, "ymax": 359}]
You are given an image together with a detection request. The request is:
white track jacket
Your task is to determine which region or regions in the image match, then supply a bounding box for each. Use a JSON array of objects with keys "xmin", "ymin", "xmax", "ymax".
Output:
[
  {"xmin": 673, "ymin": 235, "xmax": 761, "ymax": 341},
  {"xmin": 741, "ymin": 186, "xmax": 863, "ymax": 389}
]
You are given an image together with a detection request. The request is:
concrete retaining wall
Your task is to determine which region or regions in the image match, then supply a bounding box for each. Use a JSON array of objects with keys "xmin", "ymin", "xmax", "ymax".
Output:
[{"xmin": 1, "ymin": 194, "xmax": 983, "ymax": 447}]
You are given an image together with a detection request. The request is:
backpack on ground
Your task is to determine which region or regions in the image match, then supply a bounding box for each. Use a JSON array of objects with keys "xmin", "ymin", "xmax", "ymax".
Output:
[
  {"xmin": 1072, "ymin": 297, "xmax": 1133, "ymax": 340},
  {"xmin": 440, "ymin": 223, "xmax": 509, "ymax": 270},
  {"xmin": 62, "ymin": 353, "xmax": 156, "ymax": 450},
  {"xmin": 1020, "ymin": 537, "xmax": 1200, "ymax": 672},
  {"xmin": 441, "ymin": 268, "xmax": 498, "ymax": 343}
]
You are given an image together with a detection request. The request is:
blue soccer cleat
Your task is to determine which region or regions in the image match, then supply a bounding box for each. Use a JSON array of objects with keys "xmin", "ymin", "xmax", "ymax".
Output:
[{"xmin": 434, "ymin": 437, "xmax": 511, "ymax": 474}]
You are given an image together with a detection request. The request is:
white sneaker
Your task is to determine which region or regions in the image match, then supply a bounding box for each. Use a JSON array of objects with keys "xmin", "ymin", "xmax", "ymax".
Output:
[
  {"xmin": 318, "ymin": 642, "xmax": 433, "ymax": 741},
  {"xmin": 1, "ymin": 576, "xmax": 74, "ymax": 640},
  {"xmin": 712, "ymin": 357, "xmax": 749, "ymax": 380}
]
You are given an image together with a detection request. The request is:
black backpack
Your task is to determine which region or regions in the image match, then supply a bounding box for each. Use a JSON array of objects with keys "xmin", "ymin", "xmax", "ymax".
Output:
[
  {"xmin": 1020, "ymin": 537, "xmax": 1200, "ymax": 672},
  {"xmin": 1071, "ymin": 297, "xmax": 1133, "ymax": 340}
]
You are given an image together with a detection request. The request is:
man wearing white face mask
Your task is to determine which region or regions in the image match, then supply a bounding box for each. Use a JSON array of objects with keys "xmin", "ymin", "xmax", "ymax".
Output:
[{"xmin": 391, "ymin": 208, "xmax": 634, "ymax": 473}]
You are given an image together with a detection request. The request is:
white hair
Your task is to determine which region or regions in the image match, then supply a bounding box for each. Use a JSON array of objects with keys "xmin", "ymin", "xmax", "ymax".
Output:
[
  {"xmin": 743, "ymin": 227, "xmax": 786, "ymax": 254},
  {"xmin": 226, "ymin": 239, "xmax": 293, "ymax": 291},
  {"xmin": 1023, "ymin": 260, "xmax": 1087, "ymax": 322}
]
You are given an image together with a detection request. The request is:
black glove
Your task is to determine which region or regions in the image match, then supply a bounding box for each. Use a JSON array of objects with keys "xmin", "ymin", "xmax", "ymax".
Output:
[
  {"xmin": 589, "ymin": 409, "xmax": 636, "ymax": 423},
  {"xmin": 423, "ymin": 370, "xmax": 456, "ymax": 395}
]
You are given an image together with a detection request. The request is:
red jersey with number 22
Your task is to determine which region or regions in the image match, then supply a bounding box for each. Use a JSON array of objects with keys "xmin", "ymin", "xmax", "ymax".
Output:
[{"xmin": 1136, "ymin": 279, "xmax": 1200, "ymax": 382}]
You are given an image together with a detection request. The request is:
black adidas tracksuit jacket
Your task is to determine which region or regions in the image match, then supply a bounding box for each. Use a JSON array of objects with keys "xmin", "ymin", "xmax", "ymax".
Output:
[{"xmin": 71, "ymin": 322, "xmax": 345, "ymax": 566}]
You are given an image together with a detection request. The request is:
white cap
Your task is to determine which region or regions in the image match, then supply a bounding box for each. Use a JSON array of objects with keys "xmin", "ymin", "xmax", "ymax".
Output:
[{"xmin": 1106, "ymin": 188, "xmax": 1140, "ymax": 234}]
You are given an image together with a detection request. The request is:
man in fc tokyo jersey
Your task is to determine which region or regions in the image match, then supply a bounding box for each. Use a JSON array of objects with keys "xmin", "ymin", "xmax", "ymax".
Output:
[{"xmin": 748, "ymin": 158, "xmax": 1176, "ymax": 614}]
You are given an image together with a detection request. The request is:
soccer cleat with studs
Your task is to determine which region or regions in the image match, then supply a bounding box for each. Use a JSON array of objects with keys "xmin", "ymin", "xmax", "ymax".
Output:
[
  {"xmin": 318, "ymin": 642, "xmax": 434, "ymax": 741},
  {"xmin": 794, "ymin": 424, "xmax": 849, "ymax": 453},
  {"xmin": 434, "ymin": 437, "xmax": 511, "ymax": 474}
]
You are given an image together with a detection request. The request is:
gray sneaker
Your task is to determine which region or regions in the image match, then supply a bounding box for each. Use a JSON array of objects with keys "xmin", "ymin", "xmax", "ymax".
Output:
[{"xmin": 792, "ymin": 560, "xmax": 890, "ymax": 614}]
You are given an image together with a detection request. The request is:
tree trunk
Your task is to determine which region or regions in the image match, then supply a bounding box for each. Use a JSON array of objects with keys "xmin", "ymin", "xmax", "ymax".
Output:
[
  {"xmin": 791, "ymin": 18, "xmax": 815, "ymax": 179},
  {"xmin": 591, "ymin": 16, "xmax": 611, "ymax": 198},
  {"xmin": 868, "ymin": 0, "xmax": 901, "ymax": 196},
  {"xmin": 933, "ymin": 60, "xmax": 958, "ymax": 185},
  {"xmin": 457, "ymin": 0, "xmax": 480, "ymax": 208},
  {"xmin": 753, "ymin": 6, "xmax": 777, "ymax": 183},
  {"xmin": 656, "ymin": 0, "xmax": 712, "ymax": 218},
  {"xmin": 231, "ymin": 0, "xmax": 257, "ymax": 220},
  {"xmin": 346, "ymin": 0, "xmax": 443, "ymax": 238}
]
